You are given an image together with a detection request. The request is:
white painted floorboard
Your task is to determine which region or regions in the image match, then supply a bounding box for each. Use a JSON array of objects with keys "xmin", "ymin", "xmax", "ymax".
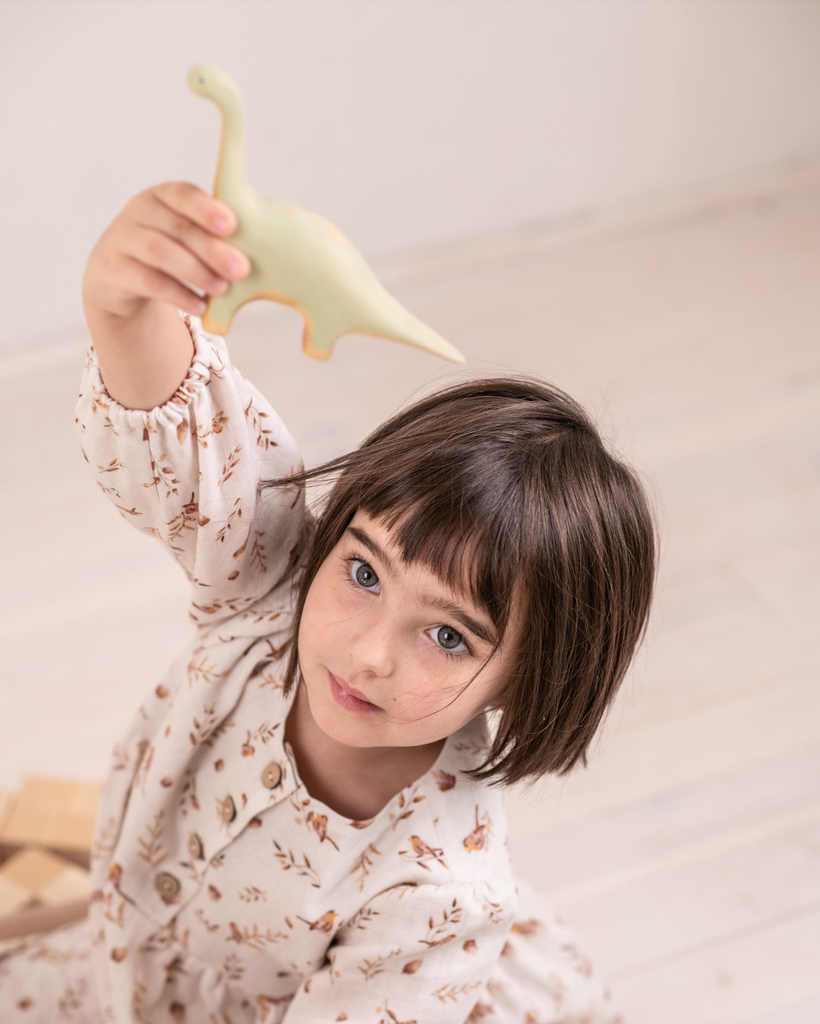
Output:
[{"xmin": 2, "ymin": 162, "xmax": 819, "ymax": 1020}]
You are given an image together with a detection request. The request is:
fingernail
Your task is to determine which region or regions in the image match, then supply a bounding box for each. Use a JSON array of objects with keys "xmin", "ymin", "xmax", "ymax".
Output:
[
  {"xmin": 214, "ymin": 215, "xmax": 231, "ymax": 234},
  {"xmin": 229, "ymin": 256, "xmax": 247, "ymax": 277}
]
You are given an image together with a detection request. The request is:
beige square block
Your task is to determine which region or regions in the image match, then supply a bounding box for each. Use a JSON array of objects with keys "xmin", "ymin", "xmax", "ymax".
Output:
[
  {"xmin": 0, "ymin": 846, "xmax": 91, "ymax": 913},
  {"xmin": 0, "ymin": 847, "xmax": 68, "ymax": 894},
  {"xmin": 0, "ymin": 789, "xmax": 16, "ymax": 835},
  {"xmin": 0, "ymin": 874, "xmax": 30, "ymax": 918},
  {"xmin": 0, "ymin": 777, "xmax": 100, "ymax": 860},
  {"xmin": 38, "ymin": 862, "xmax": 91, "ymax": 907}
]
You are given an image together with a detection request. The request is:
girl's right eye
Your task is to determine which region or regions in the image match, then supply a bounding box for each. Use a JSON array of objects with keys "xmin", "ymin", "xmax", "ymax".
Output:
[{"xmin": 350, "ymin": 559, "xmax": 380, "ymax": 592}]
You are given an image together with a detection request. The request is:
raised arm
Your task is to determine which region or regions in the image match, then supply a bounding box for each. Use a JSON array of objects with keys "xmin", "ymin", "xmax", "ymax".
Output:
[
  {"xmin": 77, "ymin": 183, "xmax": 305, "ymax": 625},
  {"xmin": 82, "ymin": 181, "xmax": 249, "ymax": 409}
]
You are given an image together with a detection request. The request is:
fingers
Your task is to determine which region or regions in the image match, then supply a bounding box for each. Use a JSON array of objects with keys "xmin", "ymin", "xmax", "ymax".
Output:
[
  {"xmin": 84, "ymin": 182, "xmax": 253, "ymax": 322},
  {"xmin": 130, "ymin": 185, "xmax": 250, "ymax": 286},
  {"xmin": 153, "ymin": 181, "xmax": 237, "ymax": 239}
]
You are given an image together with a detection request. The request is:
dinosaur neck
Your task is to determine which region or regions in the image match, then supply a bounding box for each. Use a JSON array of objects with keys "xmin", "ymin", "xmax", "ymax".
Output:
[{"xmin": 214, "ymin": 92, "xmax": 250, "ymax": 209}]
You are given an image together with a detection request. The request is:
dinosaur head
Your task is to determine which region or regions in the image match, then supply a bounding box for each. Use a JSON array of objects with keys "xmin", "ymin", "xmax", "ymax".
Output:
[{"xmin": 187, "ymin": 64, "xmax": 241, "ymax": 108}]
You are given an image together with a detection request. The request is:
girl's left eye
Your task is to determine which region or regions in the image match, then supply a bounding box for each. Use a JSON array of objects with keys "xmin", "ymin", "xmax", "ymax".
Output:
[
  {"xmin": 428, "ymin": 625, "xmax": 468, "ymax": 654},
  {"xmin": 350, "ymin": 559, "xmax": 380, "ymax": 592}
]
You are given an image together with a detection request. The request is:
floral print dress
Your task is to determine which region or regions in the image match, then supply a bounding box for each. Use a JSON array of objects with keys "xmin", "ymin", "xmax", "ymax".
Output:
[{"xmin": 0, "ymin": 318, "xmax": 620, "ymax": 1024}]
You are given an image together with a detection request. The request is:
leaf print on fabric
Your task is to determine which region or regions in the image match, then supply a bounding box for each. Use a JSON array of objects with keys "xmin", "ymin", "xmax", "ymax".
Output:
[
  {"xmin": 482, "ymin": 899, "xmax": 505, "ymax": 926},
  {"xmin": 347, "ymin": 906, "xmax": 379, "ymax": 931},
  {"xmin": 149, "ymin": 453, "xmax": 181, "ymax": 498},
  {"xmin": 421, "ymin": 899, "xmax": 462, "ymax": 948},
  {"xmin": 57, "ymin": 979, "xmax": 90, "ymax": 1019},
  {"xmin": 244, "ymin": 397, "xmax": 277, "ymax": 450},
  {"xmin": 250, "ymin": 529, "xmax": 268, "ymax": 572},
  {"xmin": 389, "ymin": 788, "xmax": 426, "ymax": 829},
  {"xmin": 179, "ymin": 771, "xmax": 200, "ymax": 815},
  {"xmin": 91, "ymin": 815, "xmax": 119, "ymax": 862},
  {"xmin": 187, "ymin": 651, "xmax": 226, "ymax": 686},
  {"xmin": 161, "ymin": 493, "xmax": 201, "ymax": 554},
  {"xmin": 195, "ymin": 409, "xmax": 229, "ymax": 448},
  {"xmin": 398, "ymin": 836, "xmax": 448, "ymax": 872},
  {"xmin": 96, "ymin": 479, "xmax": 121, "ymax": 498},
  {"xmin": 357, "ymin": 948, "xmax": 403, "ymax": 980},
  {"xmin": 241, "ymin": 721, "xmax": 279, "ymax": 757},
  {"xmin": 98, "ymin": 457, "xmax": 125, "ymax": 474},
  {"xmin": 136, "ymin": 810, "xmax": 166, "ymax": 868},
  {"xmin": 403, "ymin": 959, "xmax": 422, "ymax": 974},
  {"xmin": 432, "ymin": 770, "xmax": 456, "ymax": 791},
  {"xmin": 88, "ymin": 384, "xmax": 117, "ymax": 434},
  {"xmin": 238, "ymin": 886, "xmax": 267, "ymax": 903},
  {"xmin": 220, "ymin": 953, "xmax": 245, "ymax": 983},
  {"xmin": 188, "ymin": 705, "xmax": 221, "ymax": 746},
  {"xmin": 463, "ymin": 806, "xmax": 493, "ymax": 853},
  {"xmin": 218, "ymin": 445, "xmax": 242, "ymax": 488},
  {"xmin": 377, "ymin": 1003, "xmax": 417, "ymax": 1024},
  {"xmin": 215, "ymin": 498, "xmax": 243, "ymax": 543},
  {"xmin": 350, "ymin": 843, "xmax": 382, "ymax": 892},
  {"xmin": 227, "ymin": 922, "xmax": 289, "ymax": 951},
  {"xmin": 194, "ymin": 908, "xmax": 220, "ymax": 933},
  {"xmin": 134, "ymin": 744, "xmax": 154, "ymax": 795},
  {"xmin": 272, "ymin": 840, "xmax": 321, "ymax": 888},
  {"xmin": 431, "ymin": 981, "xmax": 482, "ymax": 1005}
]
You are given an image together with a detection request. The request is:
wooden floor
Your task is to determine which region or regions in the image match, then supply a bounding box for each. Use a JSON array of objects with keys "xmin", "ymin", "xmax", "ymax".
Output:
[{"xmin": 1, "ymin": 162, "xmax": 818, "ymax": 1022}]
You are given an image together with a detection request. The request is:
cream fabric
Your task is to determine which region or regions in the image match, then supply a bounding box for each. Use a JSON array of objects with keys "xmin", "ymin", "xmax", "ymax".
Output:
[{"xmin": 0, "ymin": 318, "xmax": 619, "ymax": 1024}]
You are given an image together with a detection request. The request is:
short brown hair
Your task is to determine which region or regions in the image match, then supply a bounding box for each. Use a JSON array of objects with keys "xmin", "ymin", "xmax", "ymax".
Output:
[{"xmin": 268, "ymin": 376, "xmax": 655, "ymax": 787}]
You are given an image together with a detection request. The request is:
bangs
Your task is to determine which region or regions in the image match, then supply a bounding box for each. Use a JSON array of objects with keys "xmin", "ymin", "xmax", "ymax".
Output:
[{"xmin": 359, "ymin": 479, "xmax": 518, "ymax": 642}]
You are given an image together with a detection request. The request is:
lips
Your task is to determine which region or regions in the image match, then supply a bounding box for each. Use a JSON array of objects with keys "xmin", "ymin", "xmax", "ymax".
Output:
[{"xmin": 328, "ymin": 671, "xmax": 382, "ymax": 715}]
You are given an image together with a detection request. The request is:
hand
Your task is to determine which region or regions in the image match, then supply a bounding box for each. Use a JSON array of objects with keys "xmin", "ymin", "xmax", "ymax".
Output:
[
  {"xmin": 83, "ymin": 181, "xmax": 250, "ymax": 321},
  {"xmin": 81, "ymin": 183, "xmax": 251, "ymax": 410}
]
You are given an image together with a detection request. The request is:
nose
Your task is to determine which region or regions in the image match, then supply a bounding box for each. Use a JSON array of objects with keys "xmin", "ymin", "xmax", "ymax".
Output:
[{"xmin": 348, "ymin": 604, "xmax": 397, "ymax": 679}]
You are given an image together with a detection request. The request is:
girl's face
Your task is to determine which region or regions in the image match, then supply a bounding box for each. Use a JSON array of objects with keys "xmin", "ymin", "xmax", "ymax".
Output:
[{"xmin": 297, "ymin": 512, "xmax": 513, "ymax": 751}]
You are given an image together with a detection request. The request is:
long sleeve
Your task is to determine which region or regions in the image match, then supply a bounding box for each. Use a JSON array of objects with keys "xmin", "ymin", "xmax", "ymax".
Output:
[
  {"xmin": 74, "ymin": 315, "xmax": 306, "ymax": 625},
  {"xmin": 277, "ymin": 879, "xmax": 517, "ymax": 1024}
]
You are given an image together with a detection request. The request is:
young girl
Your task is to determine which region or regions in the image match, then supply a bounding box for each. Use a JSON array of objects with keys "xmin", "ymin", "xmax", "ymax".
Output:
[{"xmin": 0, "ymin": 183, "xmax": 655, "ymax": 1023}]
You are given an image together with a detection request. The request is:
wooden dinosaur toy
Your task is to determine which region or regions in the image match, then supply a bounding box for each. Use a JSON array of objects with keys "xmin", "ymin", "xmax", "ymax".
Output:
[{"xmin": 188, "ymin": 64, "xmax": 464, "ymax": 363}]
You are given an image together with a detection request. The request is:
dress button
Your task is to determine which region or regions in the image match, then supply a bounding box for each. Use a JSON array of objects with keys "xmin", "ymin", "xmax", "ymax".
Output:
[
  {"xmin": 154, "ymin": 872, "xmax": 181, "ymax": 900},
  {"xmin": 261, "ymin": 761, "xmax": 282, "ymax": 790},
  {"xmin": 220, "ymin": 795, "xmax": 237, "ymax": 823},
  {"xmin": 188, "ymin": 832, "xmax": 204, "ymax": 860}
]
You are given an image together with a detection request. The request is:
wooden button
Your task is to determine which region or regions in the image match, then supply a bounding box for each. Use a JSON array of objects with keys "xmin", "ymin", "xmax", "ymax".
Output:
[
  {"xmin": 261, "ymin": 762, "xmax": 282, "ymax": 790},
  {"xmin": 154, "ymin": 872, "xmax": 181, "ymax": 900},
  {"xmin": 219, "ymin": 795, "xmax": 236, "ymax": 823},
  {"xmin": 188, "ymin": 833, "xmax": 204, "ymax": 860}
]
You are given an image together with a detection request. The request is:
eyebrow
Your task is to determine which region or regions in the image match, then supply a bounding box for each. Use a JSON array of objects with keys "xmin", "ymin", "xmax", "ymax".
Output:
[{"xmin": 346, "ymin": 525, "xmax": 497, "ymax": 647}]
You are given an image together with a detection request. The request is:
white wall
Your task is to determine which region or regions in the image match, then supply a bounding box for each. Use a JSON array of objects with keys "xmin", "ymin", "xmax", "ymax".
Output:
[{"xmin": 2, "ymin": 0, "xmax": 820, "ymax": 349}]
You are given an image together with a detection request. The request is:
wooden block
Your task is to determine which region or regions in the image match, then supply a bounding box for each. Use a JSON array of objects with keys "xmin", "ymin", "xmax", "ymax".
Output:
[
  {"xmin": 0, "ymin": 847, "xmax": 91, "ymax": 920},
  {"xmin": 0, "ymin": 788, "xmax": 18, "ymax": 860},
  {"xmin": 0, "ymin": 776, "xmax": 100, "ymax": 867},
  {"xmin": 0, "ymin": 873, "xmax": 30, "ymax": 918},
  {"xmin": 0, "ymin": 847, "xmax": 69, "ymax": 895},
  {"xmin": 38, "ymin": 861, "xmax": 91, "ymax": 907}
]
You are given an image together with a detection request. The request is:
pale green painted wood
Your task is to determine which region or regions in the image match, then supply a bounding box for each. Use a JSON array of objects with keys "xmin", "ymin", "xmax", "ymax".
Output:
[{"xmin": 188, "ymin": 65, "xmax": 464, "ymax": 363}]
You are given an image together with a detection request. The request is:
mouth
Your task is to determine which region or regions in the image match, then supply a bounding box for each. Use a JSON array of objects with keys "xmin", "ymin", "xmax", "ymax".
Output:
[{"xmin": 328, "ymin": 671, "xmax": 382, "ymax": 716}]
